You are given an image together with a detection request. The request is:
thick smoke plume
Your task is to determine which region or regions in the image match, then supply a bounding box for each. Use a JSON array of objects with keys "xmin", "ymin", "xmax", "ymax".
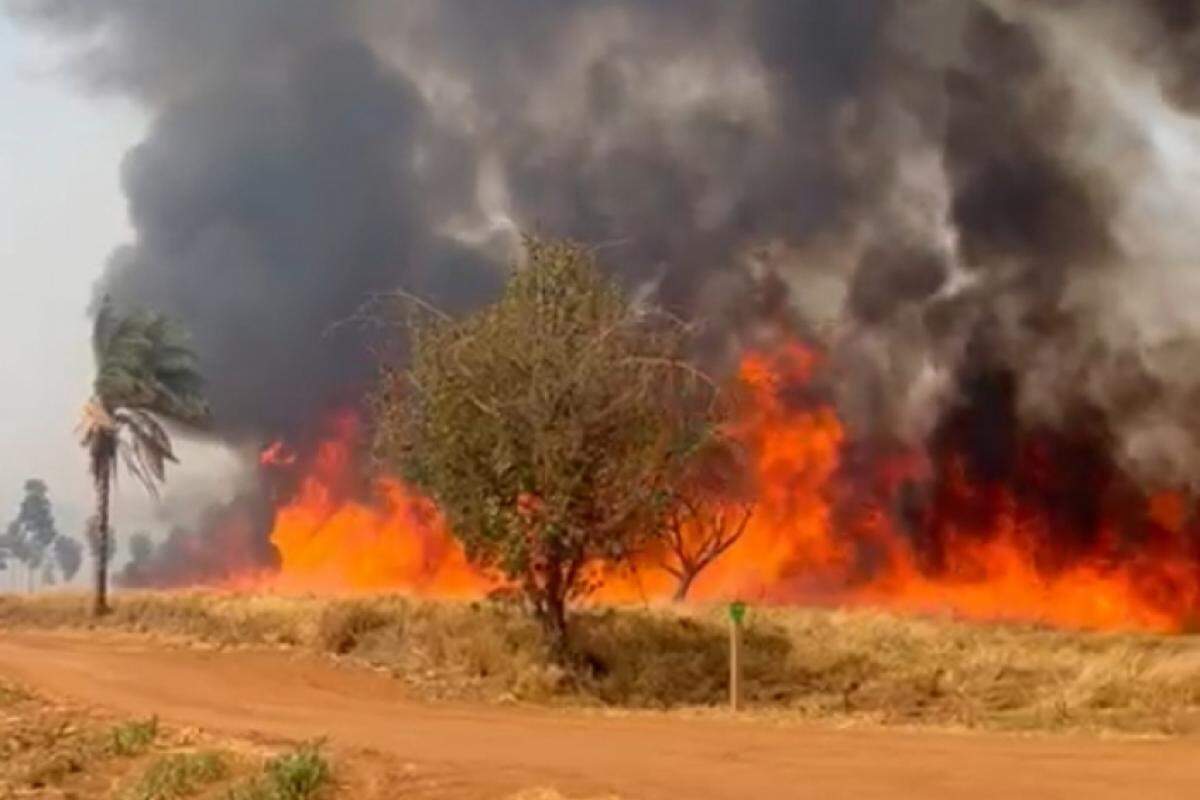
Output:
[{"xmin": 8, "ymin": 0, "xmax": 1200, "ymax": 580}]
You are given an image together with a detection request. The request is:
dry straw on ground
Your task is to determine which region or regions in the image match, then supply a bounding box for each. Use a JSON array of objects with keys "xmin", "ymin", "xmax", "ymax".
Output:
[
  {"xmin": 0, "ymin": 675, "xmax": 332, "ymax": 800},
  {"xmin": 3, "ymin": 592, "xmax": 1200, "ymax": 735}
]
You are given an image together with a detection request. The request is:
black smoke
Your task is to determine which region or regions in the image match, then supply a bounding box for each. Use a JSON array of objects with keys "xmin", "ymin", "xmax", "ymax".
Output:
[
  {"xmin": 6, "ymin": 0, "xmax": 900, "ymax": 440},
  {"xmin": 116, "ymin": 493, "xmax": 275, "ymax": 588},
  {"xmin": 101, "ymin": 39, "xmax": 498, "ymax": 441}
]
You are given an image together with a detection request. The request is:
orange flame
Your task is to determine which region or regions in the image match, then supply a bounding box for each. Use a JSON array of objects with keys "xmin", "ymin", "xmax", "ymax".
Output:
[
  {"xmin": 256, "ymin": 415, "xmax": 490, "ymax": 597},
  {"xmin": 252, "ymin": 342, "xmax": 1200, "ymax": 632}
]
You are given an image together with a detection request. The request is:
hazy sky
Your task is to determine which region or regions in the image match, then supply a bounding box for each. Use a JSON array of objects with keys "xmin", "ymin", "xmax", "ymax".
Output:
[{"xmin": 0, "ymin": 18, "xmax": 227, "ymax": 557}]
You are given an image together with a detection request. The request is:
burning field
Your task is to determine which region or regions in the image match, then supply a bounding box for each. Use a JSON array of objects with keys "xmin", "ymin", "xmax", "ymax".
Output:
[
  {"xmin": 11, "ymin": 7, "xmax": 1200, "ymax": 800},
  {"xmin": 10, "ymin": 0, "xmax": 1198, "ymax": 638},
  {"xmin": 185, "ymin": 338, "xmax": 1195, "ymax": 635}
]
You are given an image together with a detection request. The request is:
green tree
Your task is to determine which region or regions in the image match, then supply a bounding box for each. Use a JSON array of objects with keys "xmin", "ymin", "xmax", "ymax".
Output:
[
  {"xmin": 372, "ymin": 236, "xmax": 715, "ymax": 651},
  {"xmin": 78, "ymin": 297, "xmax": 208, "ymax": 616},
  {"xmin": 129, "ymin": 532, "xmax": 154, "ymax": 565},
  {"xmin": 120, "ymin": 531, "xmax": 155, "ymax": 585},
  {"xmin": 3, "ymin": 480, "xmax": 59, "ymax": 592},
  {"xmin": 53, "ymin": 535, "xmax": 84, "ymax": 583},
  {"xmin": 18, "ymin": 479, "xmax": 57, "ymax": 591},
  {"xmin": 40, "ymin": 558, "xmax": 56, "ymax": 587},
  {"xmin": 0, "ymin": 521, "xmax": 26, "ymax": 592},
  {"xmin": 17, "ymin": 480, "xmax": 57, "ymax": 549}
]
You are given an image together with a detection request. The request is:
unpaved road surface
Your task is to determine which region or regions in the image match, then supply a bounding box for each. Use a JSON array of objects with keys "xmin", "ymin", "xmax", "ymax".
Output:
[{"xmin": 1, "ymin": 630, "xmax": 1197, "ymax": 799}]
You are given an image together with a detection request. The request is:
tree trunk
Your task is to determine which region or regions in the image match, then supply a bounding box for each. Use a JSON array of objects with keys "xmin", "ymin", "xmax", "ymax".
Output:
[
  {"xmin": 525, "ymin": 546, "xmax": 575, "ymax": 660},
  {"xmin": 93, "ymin": 469, "xmax": 111, "ymax": 617},
  {"xmin": 543, "ymin": 593, "xmax": 569, "ymax": 656},
  {"xmin": 673, "ymin": 568, "xmax": 697, "ymax": 602}
]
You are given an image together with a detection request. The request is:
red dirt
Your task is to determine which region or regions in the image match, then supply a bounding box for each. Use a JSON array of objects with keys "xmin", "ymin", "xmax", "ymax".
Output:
[{"xmin": 0, "ymin": 629, "xmax": 1197, "ymax": 799}]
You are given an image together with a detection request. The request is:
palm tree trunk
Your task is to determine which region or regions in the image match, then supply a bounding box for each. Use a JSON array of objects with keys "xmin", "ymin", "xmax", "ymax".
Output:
[{"xmin": 93, "ymin": 469, "xmax": 111, "ymax": 616}]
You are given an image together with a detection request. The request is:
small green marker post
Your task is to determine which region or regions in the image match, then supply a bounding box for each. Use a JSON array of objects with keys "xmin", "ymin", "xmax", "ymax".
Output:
[{"xmin": 729, "ymin": 600, "xmax": 747, "ymax": 712}]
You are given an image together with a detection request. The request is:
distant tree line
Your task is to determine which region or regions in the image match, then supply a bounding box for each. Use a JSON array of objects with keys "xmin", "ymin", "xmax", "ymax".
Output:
[{"xmin": 0, "ymin": 479, "xmax": 83, "ymax": 591}]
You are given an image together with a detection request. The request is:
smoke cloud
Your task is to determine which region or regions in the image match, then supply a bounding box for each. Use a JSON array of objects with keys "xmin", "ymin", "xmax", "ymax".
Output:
[{"xmin": 8, "ymin": 0, "xmax": 1200, "ymax": 578}]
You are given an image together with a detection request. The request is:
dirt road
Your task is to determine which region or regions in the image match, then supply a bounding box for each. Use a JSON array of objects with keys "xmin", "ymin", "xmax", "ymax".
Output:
[{"xmin": 0, "ymin": 630, "xmax": 1197, "ymax": 799}]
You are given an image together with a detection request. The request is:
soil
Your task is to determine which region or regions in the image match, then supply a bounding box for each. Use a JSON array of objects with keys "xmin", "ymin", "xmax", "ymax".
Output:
[{"xmin": 1, "ymin": 629, "xmax": 1197, "ymax": 799}]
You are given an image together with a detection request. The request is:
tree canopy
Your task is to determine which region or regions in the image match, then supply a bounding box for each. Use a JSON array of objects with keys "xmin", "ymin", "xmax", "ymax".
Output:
[
  {"xmin": 53, "ymin": 535, "xmax": 83, "ymax": 583},
  {"xmin": 371, "ymin": 236, "xmax": 717, "ymax": 648},
  {"xmin": 16, "ymin": 479, "xmax": 57, "ymax": 549},
  {"xmin": 2, "ymin": 479, "xmax": 61, "ymax": 590},
  {"xmin": 83, "ymin": 297, "xmax": 209, "ymax": 497}
]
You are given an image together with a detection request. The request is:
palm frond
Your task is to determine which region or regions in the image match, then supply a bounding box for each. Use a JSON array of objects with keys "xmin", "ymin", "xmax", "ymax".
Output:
[
  {"xmin": 93, "ymin": 309, "xmax": 158, "ymax": 407},
  {"xmin": 115, "ymin": 409, "xmax": 177, "ymax": 464},
  {"xmin": 145, "ymin": 315, "xmax": 209, "ymax": 424},
  {"xmin": 90, "ymin": 302, "xmax": 210, "ymax": 427},
  {"xmin": 85, "ymin": 302, "xmax": 210, "ymax": 513},
  {"xmin": 131, "ymin": 429, "xmax": 169, "ymax": 483},
  {"xmin": 117, "ymin": 442, "xmax": 158, "ymax": 498}
]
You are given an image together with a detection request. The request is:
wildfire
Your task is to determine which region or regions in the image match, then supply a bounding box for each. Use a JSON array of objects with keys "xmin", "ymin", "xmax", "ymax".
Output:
[
  {"xmin": 253, "ymin": 343, "xmax": 1200, "ymax": 633},
  {"xmin": 259, "ymin": 414, "xmax": 489, "ymax": 597}
]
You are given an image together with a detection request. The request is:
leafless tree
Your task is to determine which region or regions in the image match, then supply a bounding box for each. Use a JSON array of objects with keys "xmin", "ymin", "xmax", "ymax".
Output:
[{"xmin": 662, "ymin": 495, "xmax": 754, "ymax": 601}]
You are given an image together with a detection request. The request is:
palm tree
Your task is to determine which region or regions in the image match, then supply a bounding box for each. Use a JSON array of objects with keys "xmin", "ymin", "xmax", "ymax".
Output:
[{"xmin": 78, "ymin": 297, "xmax": 208, "ymax": 615}]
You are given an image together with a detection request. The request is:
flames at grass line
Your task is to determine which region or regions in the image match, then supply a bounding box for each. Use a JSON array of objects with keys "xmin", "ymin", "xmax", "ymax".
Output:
[{"xmin": 242, "ymin": 341, "xmax": 1200, "ymax": 634}]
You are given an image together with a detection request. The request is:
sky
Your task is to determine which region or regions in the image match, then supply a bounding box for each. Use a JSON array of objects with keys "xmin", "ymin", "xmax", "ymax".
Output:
[{"xmin": 0, "ymin": 17, "xmax": 237, "ymax": 567}]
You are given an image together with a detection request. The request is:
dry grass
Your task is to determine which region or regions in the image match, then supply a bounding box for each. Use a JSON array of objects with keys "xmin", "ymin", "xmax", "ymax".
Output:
[
  {"xmin": 4, "ymin": 592, "xmax": 1200, "ymax": 734},
  {"xmin": 0, "ymin": 678, "xmax": 188, "ymax": 798},
  {"xmin": 0, "ymin": 680, "xmax": 163, "ymax": 796},
  {"xmin": 0, "ymin": 674, "xmax": 339, "ymax": 800}
]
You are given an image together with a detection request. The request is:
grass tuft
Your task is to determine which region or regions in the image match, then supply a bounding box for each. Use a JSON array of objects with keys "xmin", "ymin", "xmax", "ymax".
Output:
[
  {"xmin": 316, "ymin": 601, "xmax": 389, "ymax": 654},
  {"xmin": 110, "ymin": 716, "xmax": 159, "ymax": 756},
  {"xmin": 121, "ymin": 751, "xmax": 228, "ymax": 800},
  {"xmin": 226, "ymin": 742, "xmax": 331, "ymax": 800}
]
